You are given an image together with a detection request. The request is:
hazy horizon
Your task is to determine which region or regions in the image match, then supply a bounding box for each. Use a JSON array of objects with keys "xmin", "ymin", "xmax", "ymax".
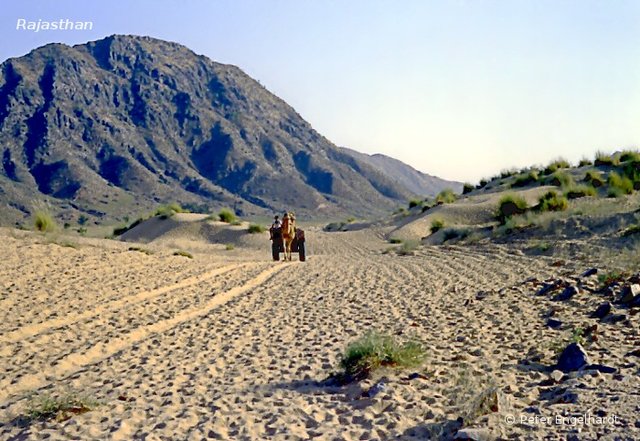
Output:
[{"xmin": 1, "ymin": 0, "xmax": 638, "ymax": 183}]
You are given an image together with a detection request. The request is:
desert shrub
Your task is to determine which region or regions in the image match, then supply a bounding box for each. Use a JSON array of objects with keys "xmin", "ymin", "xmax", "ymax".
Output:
[
  {"xmin": 247, "ymin": 224, "xmax": 265, "ymax": 234},
  {"xmin": 545, "ymin": 170, "xmax": 574, "ymax": 188},
  {"xmin": 500, "ymin": 168, "xmax": 518, "ymax": 179},
  {"xmin": 536, "ymin": 190, "xmax": 568, "ymax": 212},
  {"xmin": 578, "ymin": 158, "xmax": 593, "ymax": 167},
  {"xmin": 24, "ymin": 392, "xmax": 96, "ymax": 422},
  {"xmin": 619, "ymin": 150, "xmax": 640, "ymax": 163},
  {"xmin": 511, "ymin": 170, "xmax": 539, "ymax": 188},
  {"xmin": 436, "ymin": 189, "xmax": 456, "ymax": 204},
  {"xmin": 584, "ymin": 170, "xmax": 605, "ymax": 187},
  {"xmin": 338, "ymin": 331, "xmax": 426, "ymax": 381},
  {"xmin": 398, "ymin": 240, "xmax": 419, "ymax": 256},
  {"xmin": 622, "ymin": 160, "xmax": 640, "ymax": 189},
  {"xmin": 543, "ymin": 158, "xmax": 571, "ymax": 175},
  {"xmin": 496, "ymin": 194, "xmax": 528, "ymax": 225},
  {"xmin": 597, "ymin": 271, "xmax": 628, "ymax": 287},
  {"xmin": 173, "ymin": 250, "xmax": 193, "ymax": 259},
  {"xmin": 388, "ymin": 238, "xmax": 403, "ymax": 244},
  {"xmin": 225, "ymin": 244, "xmax": 235, "ymax": 251},
  {"xmin": 154, "ymin": 203, "xmax": 184, "ymax": 219},
  {"xmin": 113, "ymin": 217, "xmax": 144, "ymax": 236},
  {"xmin": 477, "ymin": 179, "xmax": 489, "ymax": 189},
  {"xmin": 430, "ymin": 218, "xmax": 445, "ymax": 233},
  {"xmin": 442, "ymin": 227, "xmax": 469, "ymax": 242},
  {"xmin": 34, "ymin": 211, "xmax": 56, "ymax": 233},
  {"xmin": 77, "ymin": 215, "xmax": 89, "ymax": 226},
  {"xmin": 607, "ymin": 171, "xmax": 633, "ymax": 195},
  {"xmin": 408, "ymin": 199, "xmax": 423, "ymax": 209},
  {"xmin": 128, "ymin": 246, "xmax": 153, "ymax": 255},
  {"xmin": 218, "ymin": 209, "xmax": 236, "ymax": 223},
  {"xmin": 564, "ymin": 185, "xmax": 596, "ymax": 199},
  {"xmin": 594, "ymin": 151, "xmax": 618, "ymax": 167},
  {"xmin": 462, "ymin": 183, "xmax": 474, "ymax": 194}
]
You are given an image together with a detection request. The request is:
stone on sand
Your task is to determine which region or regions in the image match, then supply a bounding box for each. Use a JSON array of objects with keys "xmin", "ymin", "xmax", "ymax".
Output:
[{"xmin": 556, "ymin": 343, "xmax": 590, "ymax": 373}]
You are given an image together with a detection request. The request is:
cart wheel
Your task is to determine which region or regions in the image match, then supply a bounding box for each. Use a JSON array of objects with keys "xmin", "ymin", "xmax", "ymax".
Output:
[
  {"xmin": 298, "ymin": 242, "xmax": 306, "ymax": 262},
  {"xmin": 272, "ymin": 243, "xmax": 280, "ymax": 261}
]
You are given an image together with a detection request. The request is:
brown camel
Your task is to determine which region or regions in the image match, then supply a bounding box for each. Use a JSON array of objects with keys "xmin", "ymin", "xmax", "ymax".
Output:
[{"xmin": 281, "ymin": 212, "xmax": 296, "ymax": 261}]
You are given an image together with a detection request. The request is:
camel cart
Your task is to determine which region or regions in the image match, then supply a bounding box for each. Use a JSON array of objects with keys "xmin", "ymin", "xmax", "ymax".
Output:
[{"xmin": 270, "ymin": 227, "xmax": 306, "ymax": 261}]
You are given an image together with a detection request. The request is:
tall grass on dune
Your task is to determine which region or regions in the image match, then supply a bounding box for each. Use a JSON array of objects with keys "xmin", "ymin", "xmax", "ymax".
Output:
[
  {"xmin": 594, "ymin": 151, "xmax": 619, "ymax": 167},
  {"xmin": 218, "ymin": 209, "xmax": 236, "ymax": 223},
  {"xmin": 584, "ymin": 170, "xmax": 605, "ymax": 188},
  {"xmin": 535, "ymin": 190, "xmax": 568, "ymax": 213},
  {"xmin": 154, "ymin": 203, "xmax": 184, "ymax": 219},
  {"xmin": 436, "ymin": 189, "xmax": 456, "ymax": 204},
  {"xmin": 564, "ymin": 185, "xmax": 596, "ymax": 200},
  {"xmin": 544, "ymin": 170, "xmax": 574, "ymax": 188},
  {"xmin": 607, "ymin": 171, "xmax": 633, "ymax": 196},
  {"xmin": 543, "ymin": 158, "xmax": 571, "ymax": 175}
]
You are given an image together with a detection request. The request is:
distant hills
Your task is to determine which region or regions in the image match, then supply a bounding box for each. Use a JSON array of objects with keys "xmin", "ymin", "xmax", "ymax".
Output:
[{"xmin": 0, "ymin": 35, "xmax": 456, "ymax": 225}]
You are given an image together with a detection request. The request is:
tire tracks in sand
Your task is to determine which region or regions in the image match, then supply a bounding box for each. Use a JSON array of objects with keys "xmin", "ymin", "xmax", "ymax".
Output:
[{"xmin": 0, "ymin": 263, "xmax": 291, "ymax": 403}]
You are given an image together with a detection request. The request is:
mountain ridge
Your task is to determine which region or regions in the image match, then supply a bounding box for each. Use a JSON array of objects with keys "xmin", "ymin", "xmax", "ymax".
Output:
[{"xmin": 0, "ymin": 34, "xmax": 452, "ymax": 225}]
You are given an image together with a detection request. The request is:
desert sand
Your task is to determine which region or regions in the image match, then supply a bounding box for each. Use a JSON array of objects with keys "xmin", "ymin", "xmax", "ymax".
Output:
[{"xmin": 0, "ymin": 218, "xmax": 638, "ymax": 440}]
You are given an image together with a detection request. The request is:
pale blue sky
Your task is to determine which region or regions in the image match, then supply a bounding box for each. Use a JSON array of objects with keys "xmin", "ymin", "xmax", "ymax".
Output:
[{"xmin": 1, "ymin": 1, "xmax": 639, "ymax": 182}]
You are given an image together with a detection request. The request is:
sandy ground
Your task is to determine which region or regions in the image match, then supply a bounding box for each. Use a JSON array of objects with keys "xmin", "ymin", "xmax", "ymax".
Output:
[{"xmin": 0, "ymin": 225, "xmax": 638, "ymax": 440}]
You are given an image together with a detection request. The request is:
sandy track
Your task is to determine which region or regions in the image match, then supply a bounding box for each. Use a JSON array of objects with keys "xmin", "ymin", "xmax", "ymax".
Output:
[{"xmin": 0, "ymin": 229, "xmax": 638, "ymax": 440}]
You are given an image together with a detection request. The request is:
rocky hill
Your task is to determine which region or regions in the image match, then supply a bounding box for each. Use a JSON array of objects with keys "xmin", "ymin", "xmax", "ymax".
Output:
[
  {"xmin": 340, "ymin": 148, "xmax": 462, "ymax": 197},
  {"xmin": 0, "ymin": 35, "xmax": 441, "ymax": 225}
]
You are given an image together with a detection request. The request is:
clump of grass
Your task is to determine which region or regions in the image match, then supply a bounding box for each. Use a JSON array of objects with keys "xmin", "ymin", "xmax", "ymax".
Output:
[
  {"xmin": 607, "ymin": 171, "xmax": 633, "ymax": 195},
  {"xmin": 578, "ymin": 158, "xmax": 593, "ymax": 167},
  {"xmin": 462, "ymin": 183, "xmax": 474, "ymax": 194},
  {"xmin": 500, "ymin": 168, "xmax": 518, "ymax": 179},
  {"xmin": 217, "ymin": 209, "xmax": 236, "ymax": 223},
  {"xmin": 594, "ymin": 151, "xmax": 619, "ymax": 167},
  {"xmin": 173, "ymin": 250, "xmax": 193, "ymax": 259},
  {"xmin": 225, "ymin": 244, "xmax": 235, "ymax": 251},
  {"xmin": 388, "ymin": 238, "xmax": 403, "ymax": 244},
  {"xmin": 619, "ymin": 150, "xmax": 640, "ymax": 163},
  {"xmin": 435, "ymin": 189, "xmax": 456, "ymax": 204},
  {"xmin": 545, "ymin": 170, "xmax": 574, "ymax": 188},
  {"xmin": 338, "ymin": 331, "xmax": 426, "ymax": 382},
  {"xmin": 430, "ymin": 218, "xmax": 445, "ymax": 233},
  {"xmin": 621, "ymin": 225, "xmax": 640, "ymax": 237},
  {"xmin": 476, "ymin": 179, "xmax": 489, "ymax": 189},
  {"xmin": 128, "ymin": 246, "xmax": 153, "ymax": 255},
  {"xmin": 535, "ymin": 190, "xmax": 568, "ymax": 213},
  {"xmin": 247, "ymin": 224, "xmax": 265, "ymax": 234},
  {"xmin": 34, "ymin": 211, "xmax": 56, "ymax": 233},
  {"xmin": 442, "ymin": 227, "xmax": 469, "ymax": 242},
  {"xmin": 397, "ymin": 240, "xmax": 419, "ymax": 256},
  {"xmin": 564, "ymin": 185, "xmax": 596, "ymax": 199},
  {"xmin": 408, "ymin": 199, "xmax": 423, "ymax": 209},
  {"xmin": 597, "ymin": 271, "xmax": 627, "ymax": 287},
  {"xmin": 496, "ymin": 194, "xmax": 528, "ymax": 225},
  {"xmin": 24, "ymin": 392, "xmax": 96, "ymax": 422},
  {"xmin": 621, "ymin": 160, "xmax": 640, "ymax": 189},
  {"xmin": 154, "ymin": 203, "xmax": 184, "ymax": 219},
  {"xmin": 584, "ymin": 170, "xmax": 605, "ymax": 187},
  {"xmin": 511, "ymin": 170, "xmax": 539, "ymax": 188},
  {"xmin": 543, "ymin": 158, "xmax": 571, "ymax": 175}
]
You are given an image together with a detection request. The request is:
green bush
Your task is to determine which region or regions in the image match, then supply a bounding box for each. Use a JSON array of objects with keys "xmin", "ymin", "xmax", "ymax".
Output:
[
  {"xmin": 512, "ymin": 170, "xmax": 539, "ymax": 188},
  {"xmin": 408, "ymin": 199, "xmax": 423, "ymax": 209},
  {"xmin": 430, "ymin": 218, "xmax": 445, "ymax": 233},
  {"xmin": 218, "ymin": 209, "xmax": 236, "ymax": 223},
  {"xmin": 536, "ymin": 190, "xmax": 568, "ymax": 212},
  {"xmin": 443, "ymin": 227, "xmax": 469, "ymax": 242},
  {"xmin": 584, "ymin": 170, "xmax": 605, "ymax": 187},
  {"xmin": 545, "ymin": 171, "xmax": 574, "ymax": 188},
  {"xmin": 462, "ymin": 183, "xmax": 474, "ymax": 194},
  {"xmin": 388, "ymin": 238, "xmax": 403, "ymax": 244},
  {"xmin": 607, "ymin": 171, "xmax": 633, "ymax": 195},
  {"xmin": 564, "ymin": 185, "xmax": 596, "ymax": 199},
  {"xmin": 500, "ymin": 168, "xmax": 518, "ymax": 179},
  {"xmin": 543, "ymin": 158, "xmax": 571, "ymax": 175},
  {"xmin": 247, "ymin": 224, "xmax": 265, "ymax": 234},
  {"xmin": 594, "ymin": 151, "xmax": 618, "ymax": 167},
  {"xmin": 436, "ymin": 189, "xmax": 456, "ymax": 204},
  {"xmin": 619, "ymin": 150, "xmax": 640, "ymax": 163},
  {"xmin": 225, "ymin": 244, "xmax": 235, "ymax": 251},
  {"xmin": 578, "ymin": 158, "xmax": 593, "ymax": 167},
  {"xmin": 622, "ymin": 160, "xmax": 640, "ymax": 189},
  {"xmin": 338, "ymin": 331, "xmax": 426, "ymax": 381},
  {"xmin": 496, "ymin": 194, "xmax": 528, "ymax": 225},
  {"xmin": 34, "ymin": 211, "xmax": 56, "ymax": 233},
  {"xmin": 154, "ymin": 203, "xmax": 185, "ymax": 219},
  {"xmin": 621, "ymin": 225, "xmax": 640, "ymax": 237}
]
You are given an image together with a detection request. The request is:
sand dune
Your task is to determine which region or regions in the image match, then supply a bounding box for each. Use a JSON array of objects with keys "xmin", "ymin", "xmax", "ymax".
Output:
[{"xmin": 0, "ymin": 226, "xmax": 638, "ymax": 440}]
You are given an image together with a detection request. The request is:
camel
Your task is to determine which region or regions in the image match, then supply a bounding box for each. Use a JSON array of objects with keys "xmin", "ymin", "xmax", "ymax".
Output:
[{"xmin": 281, "ymin": 212, "xmax": 296, "ymax": 261}]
